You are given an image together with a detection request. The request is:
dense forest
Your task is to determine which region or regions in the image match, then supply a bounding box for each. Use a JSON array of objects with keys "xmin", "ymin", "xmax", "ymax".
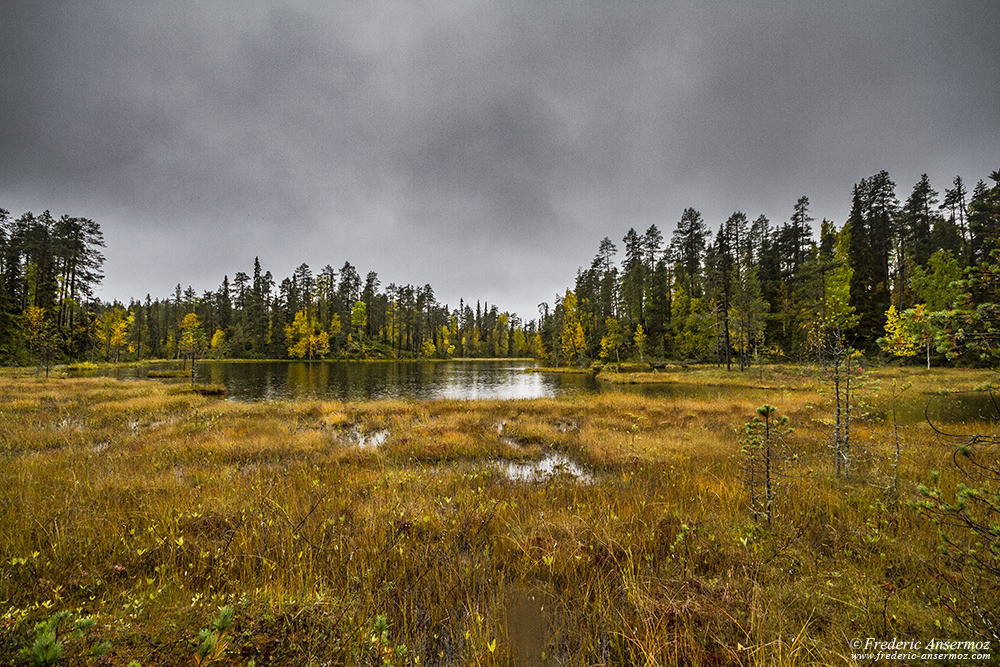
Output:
[
  {"xmin": 539, "ymin": 169, "xmax": 1000, "ymax": 369},
  {"xmin": 1, "ymin": 168, "xmax": 998, "ymax": 368},
  {"xmin": 0, "ymin": 208, "xmax": 538, "ymax": 365}
]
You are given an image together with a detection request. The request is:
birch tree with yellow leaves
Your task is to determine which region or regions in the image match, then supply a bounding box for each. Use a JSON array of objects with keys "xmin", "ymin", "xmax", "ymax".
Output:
[{"xmin": 285, "ymin": 308, "xmax": 330, "ymax": 359}]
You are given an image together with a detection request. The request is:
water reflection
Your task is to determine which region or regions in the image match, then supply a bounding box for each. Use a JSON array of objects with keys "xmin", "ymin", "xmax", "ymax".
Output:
[
  {"xmin": 193, "ymin": 360, "xmax": 599, "ymax": 402},
  {"xmin": 495, "ymin": 453, "xmax": 594, "ymax": 484},
  {"xmin": 334, "ymin": 426, "xmax": 390, "ymax": 450},
  {"xmin": 68, "ymin": 361, "xmax": 1000, "ymax": 423},
  {"xmin": 907, "ymin": 390, "xmax": 1000, "ymax": 426}
]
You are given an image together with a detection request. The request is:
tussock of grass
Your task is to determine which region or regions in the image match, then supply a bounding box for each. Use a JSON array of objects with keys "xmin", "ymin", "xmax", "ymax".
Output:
[
  {"xmin": 94, "ymin": 393, "xmax": 204, "ymax": 417},
  {"xmin": 524, "ymin": 366, "xmax": 593, "ymax": 374},
  {"xmin": 0, "ymin": 373, "xmax": 996, "ymax": 664},
  {"xmin": 147, "ymin": 369, "xmax": 190, "ymax": 378}
]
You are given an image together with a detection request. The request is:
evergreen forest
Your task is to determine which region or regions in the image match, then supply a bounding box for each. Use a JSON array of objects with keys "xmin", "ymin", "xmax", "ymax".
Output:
[{"xmin": 2, "ymin": 168, "xmax": 998, "ymax": 368}]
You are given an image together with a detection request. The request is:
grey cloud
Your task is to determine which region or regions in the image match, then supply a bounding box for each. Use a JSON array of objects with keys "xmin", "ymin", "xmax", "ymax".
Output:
[
  {"xmin": 403, "ymin": 88, "xmax": 575, "ymax": 233},
  {"xmin": 2, "ymin": 1, "xmax": 998, "ymax": 319}
]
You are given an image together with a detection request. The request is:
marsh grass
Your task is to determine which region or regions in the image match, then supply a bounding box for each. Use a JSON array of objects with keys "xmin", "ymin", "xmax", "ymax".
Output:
[
  {"xmin": 596, "ymin": 363, "xmax": 811, "ymax": 388},
  {"xmin": 523, "ymin": 366, "xmax": 594, "ymax": 374},
  {"xmin": 1, "ymin": 371, "xmax": 997, "ymax": 664},
  {"xmin": 147, "ymin": 369, "xmax": 191, "ymax": 379}
]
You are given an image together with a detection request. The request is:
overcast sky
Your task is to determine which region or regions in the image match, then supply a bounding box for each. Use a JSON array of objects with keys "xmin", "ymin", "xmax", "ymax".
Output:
[{"xmin": 2, "ymin": 2, "xmax": 998, "ymax": 319}]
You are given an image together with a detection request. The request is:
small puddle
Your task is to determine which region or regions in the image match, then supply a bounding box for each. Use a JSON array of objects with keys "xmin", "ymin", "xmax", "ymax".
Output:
[
  {"xmin": 494, "ymin": 421, "xmax": 525, "ymax": 450},
  {"xmin": 553, "ymin": 419, "xmax": 578, "ymax": 433},
  {"xmin": 496, "ymin": 452, "xmax": 593, "ymax": 483},
  {"xmin": 359, "ymin": 429, "xmax": 389, "ymax": 449},
  {"xmin": 499, "ymin": 436, "xmax": 521, "ymax": 449},
  {"xmin": 150, "ymin": 417, "xmax": 179, "ymax": 430},
  {"xmin": 337, "ymin": 427, "xmax": 390, "ymax": 450}
]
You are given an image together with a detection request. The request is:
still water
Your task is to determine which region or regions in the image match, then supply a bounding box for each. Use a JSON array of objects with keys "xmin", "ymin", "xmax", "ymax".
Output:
[
  {"xmin": 97, "ymin": 360, "xmax": 602, "ymax": 402},
  {"xmin": 903, "ymin": 390, "xmax": 1000, "ymax": 427},
  {"xmin": 91, "ymin": 360, "xmax": 741, "ymax": 402},
  {"xmin": 75, "ymin": 360, "xmax": 1000, "ymax": 424},
  {"xmin": 197, "ymin": 360, "xmax": 597, "ymax": 401}
]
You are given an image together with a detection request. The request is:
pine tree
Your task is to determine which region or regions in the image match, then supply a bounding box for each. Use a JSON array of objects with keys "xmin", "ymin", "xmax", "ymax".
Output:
[
  {"xmin": 968, "ymin": 180, "xmax": 998, "ymax": 265},
  {"xmin": 643, "ymin": 225, "xmax": 663, "ymax": 274},
  {"xmin": 52, "ymin": 214, "xmax": 105, "ymax": 346},
  {"xmin": 729, "ymin": 215, "xmax": 768, "ymax": 371},
  {"xmin": 741, "ymin": 405, "xmax": 793, "ymax": 524},
  {"xmin": 898, "ymin": 174, "xmax": 956, "ymax": 310},
  {"xmin": 941, "ymin": 175, "xmax": 969, "ymax": 262},
  {"xmin": 671, "ymin": 207, "xmax": 709, "ymax": 298},
  {"xmin": 337, "ymin": 261, "xmax": 361, "ymax": 330},
  {"xmin": 707, "ymin": 218, "xmax": 738, "ymax": 369},
  {"xmin": 869, "ymin": 171, "xmax": 899, "ymax": 334},
  {"xmin": 789, "ymin": 196, "xmax": 814, "ymax": 273},
  {"xmin": 645, "ymin": 257, "xmax": 671, "ymax": 360},
  {"xmin": 362, "ymin": 271, "xmax": 380, "ymax": 339},
  {"xmin": 941, "ymin": 172, "xmax": 1000, "ymax": 365},
  {"xmin": 847, "ymin": 173, "xmax": 899, "ymax": 347},
  {"xmin": 597, "ymin": 237, "xmax": 617, "ymax": 275},
  {"xmin": 620, "ymin": 228, "xmax": 645, "ymax": 328}
]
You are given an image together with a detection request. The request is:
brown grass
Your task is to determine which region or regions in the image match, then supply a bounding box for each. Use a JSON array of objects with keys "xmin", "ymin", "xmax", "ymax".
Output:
[{"xmin": 0, "ymin": 370, "xmax": 996, "ymax": 664}]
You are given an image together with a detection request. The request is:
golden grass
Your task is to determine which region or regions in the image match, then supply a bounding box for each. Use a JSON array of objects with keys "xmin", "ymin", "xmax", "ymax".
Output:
[
  {"xmin": 596, "ymin": 362, "xmax": 1000, "ymax": 391},
  {"xmin": 0, "ymin": 371, "xmax": 997, "ymax": 664},
  {"xmin": 524, "ymin": 366, "xmax": 594, "ymax": 374},
  {"xmin": 596, "ymin": 363, "xmax": 813, "ymax": 387},
  {"xmin": 146, "ymin": 369, "xmax": 190, "ymax": 378}
]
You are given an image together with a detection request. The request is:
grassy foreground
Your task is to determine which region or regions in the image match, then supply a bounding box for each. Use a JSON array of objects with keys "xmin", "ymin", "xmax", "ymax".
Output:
[{"xmin": 0, "ymin": 370, "xmax": 997, "ymax": 665}]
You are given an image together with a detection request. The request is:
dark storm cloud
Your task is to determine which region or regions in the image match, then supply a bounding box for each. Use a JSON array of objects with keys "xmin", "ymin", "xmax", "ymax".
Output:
[
  {"xmin": 2, "ymin": 1, "xmax": 998, "ymax": 317},
  {"xmin": 405, "ymin": 89, "xmax": 569, "ymax": 227}
]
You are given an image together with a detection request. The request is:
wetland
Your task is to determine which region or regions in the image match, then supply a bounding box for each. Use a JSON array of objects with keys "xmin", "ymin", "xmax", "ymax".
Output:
[{"xmin": 2, "ymin": 365, "xmax": 998, "ymax": 664}]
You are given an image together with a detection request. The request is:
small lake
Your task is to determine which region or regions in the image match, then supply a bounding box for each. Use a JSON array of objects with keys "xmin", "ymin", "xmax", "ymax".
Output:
[
  {"xmin": 87, "ymin": 360, "xmax": 602, "ymax": 402},
  {"xmin": 79, "ymin": 359, "xmax": 752, "ymax": 403},
  {"xmin": 206, "ymin": 360, "xmax": 598, "ymax": 401},
  {"xmin": 71, "ymin": 360, "xmax": 1000, "ymax": 424}
]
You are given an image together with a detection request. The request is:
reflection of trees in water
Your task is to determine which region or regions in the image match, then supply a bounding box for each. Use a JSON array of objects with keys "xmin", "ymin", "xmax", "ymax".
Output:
[
  {"xmin": 217, "ymin": 360, "xmax": 555, "ymax": 401},
  {"xmin": 924, "ymin": 390, "xmax": 1000, "ymax": 425},
  {"xmin": 79, "ymin": 360, "xmax": 595, "ymax": 401}
]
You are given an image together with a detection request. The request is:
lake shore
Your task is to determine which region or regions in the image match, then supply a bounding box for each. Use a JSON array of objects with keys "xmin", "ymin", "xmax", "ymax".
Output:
[{"xmin": 2, "ymin": 372, "xmax": 997, "ymax": 663}]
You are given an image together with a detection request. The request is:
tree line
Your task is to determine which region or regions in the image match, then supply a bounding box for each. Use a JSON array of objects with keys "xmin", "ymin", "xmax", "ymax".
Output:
[
  {"xmin": 104, "ymin": 260, "xmax": 540, "ymax": 363},
  {"xmin": 0, "ymin": 209, "xmax": 105, "ymax": 367},
  {"xmin": 2, "ymin": 167, "xmax": 997, "ymax": 368},
  {"xmin": 0, "ymin": 214, "xmax": 539, "ymax": 364},
  {"xmin": 538, "ymin": 169, "xmax": 1000, "ymax": 368}
]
